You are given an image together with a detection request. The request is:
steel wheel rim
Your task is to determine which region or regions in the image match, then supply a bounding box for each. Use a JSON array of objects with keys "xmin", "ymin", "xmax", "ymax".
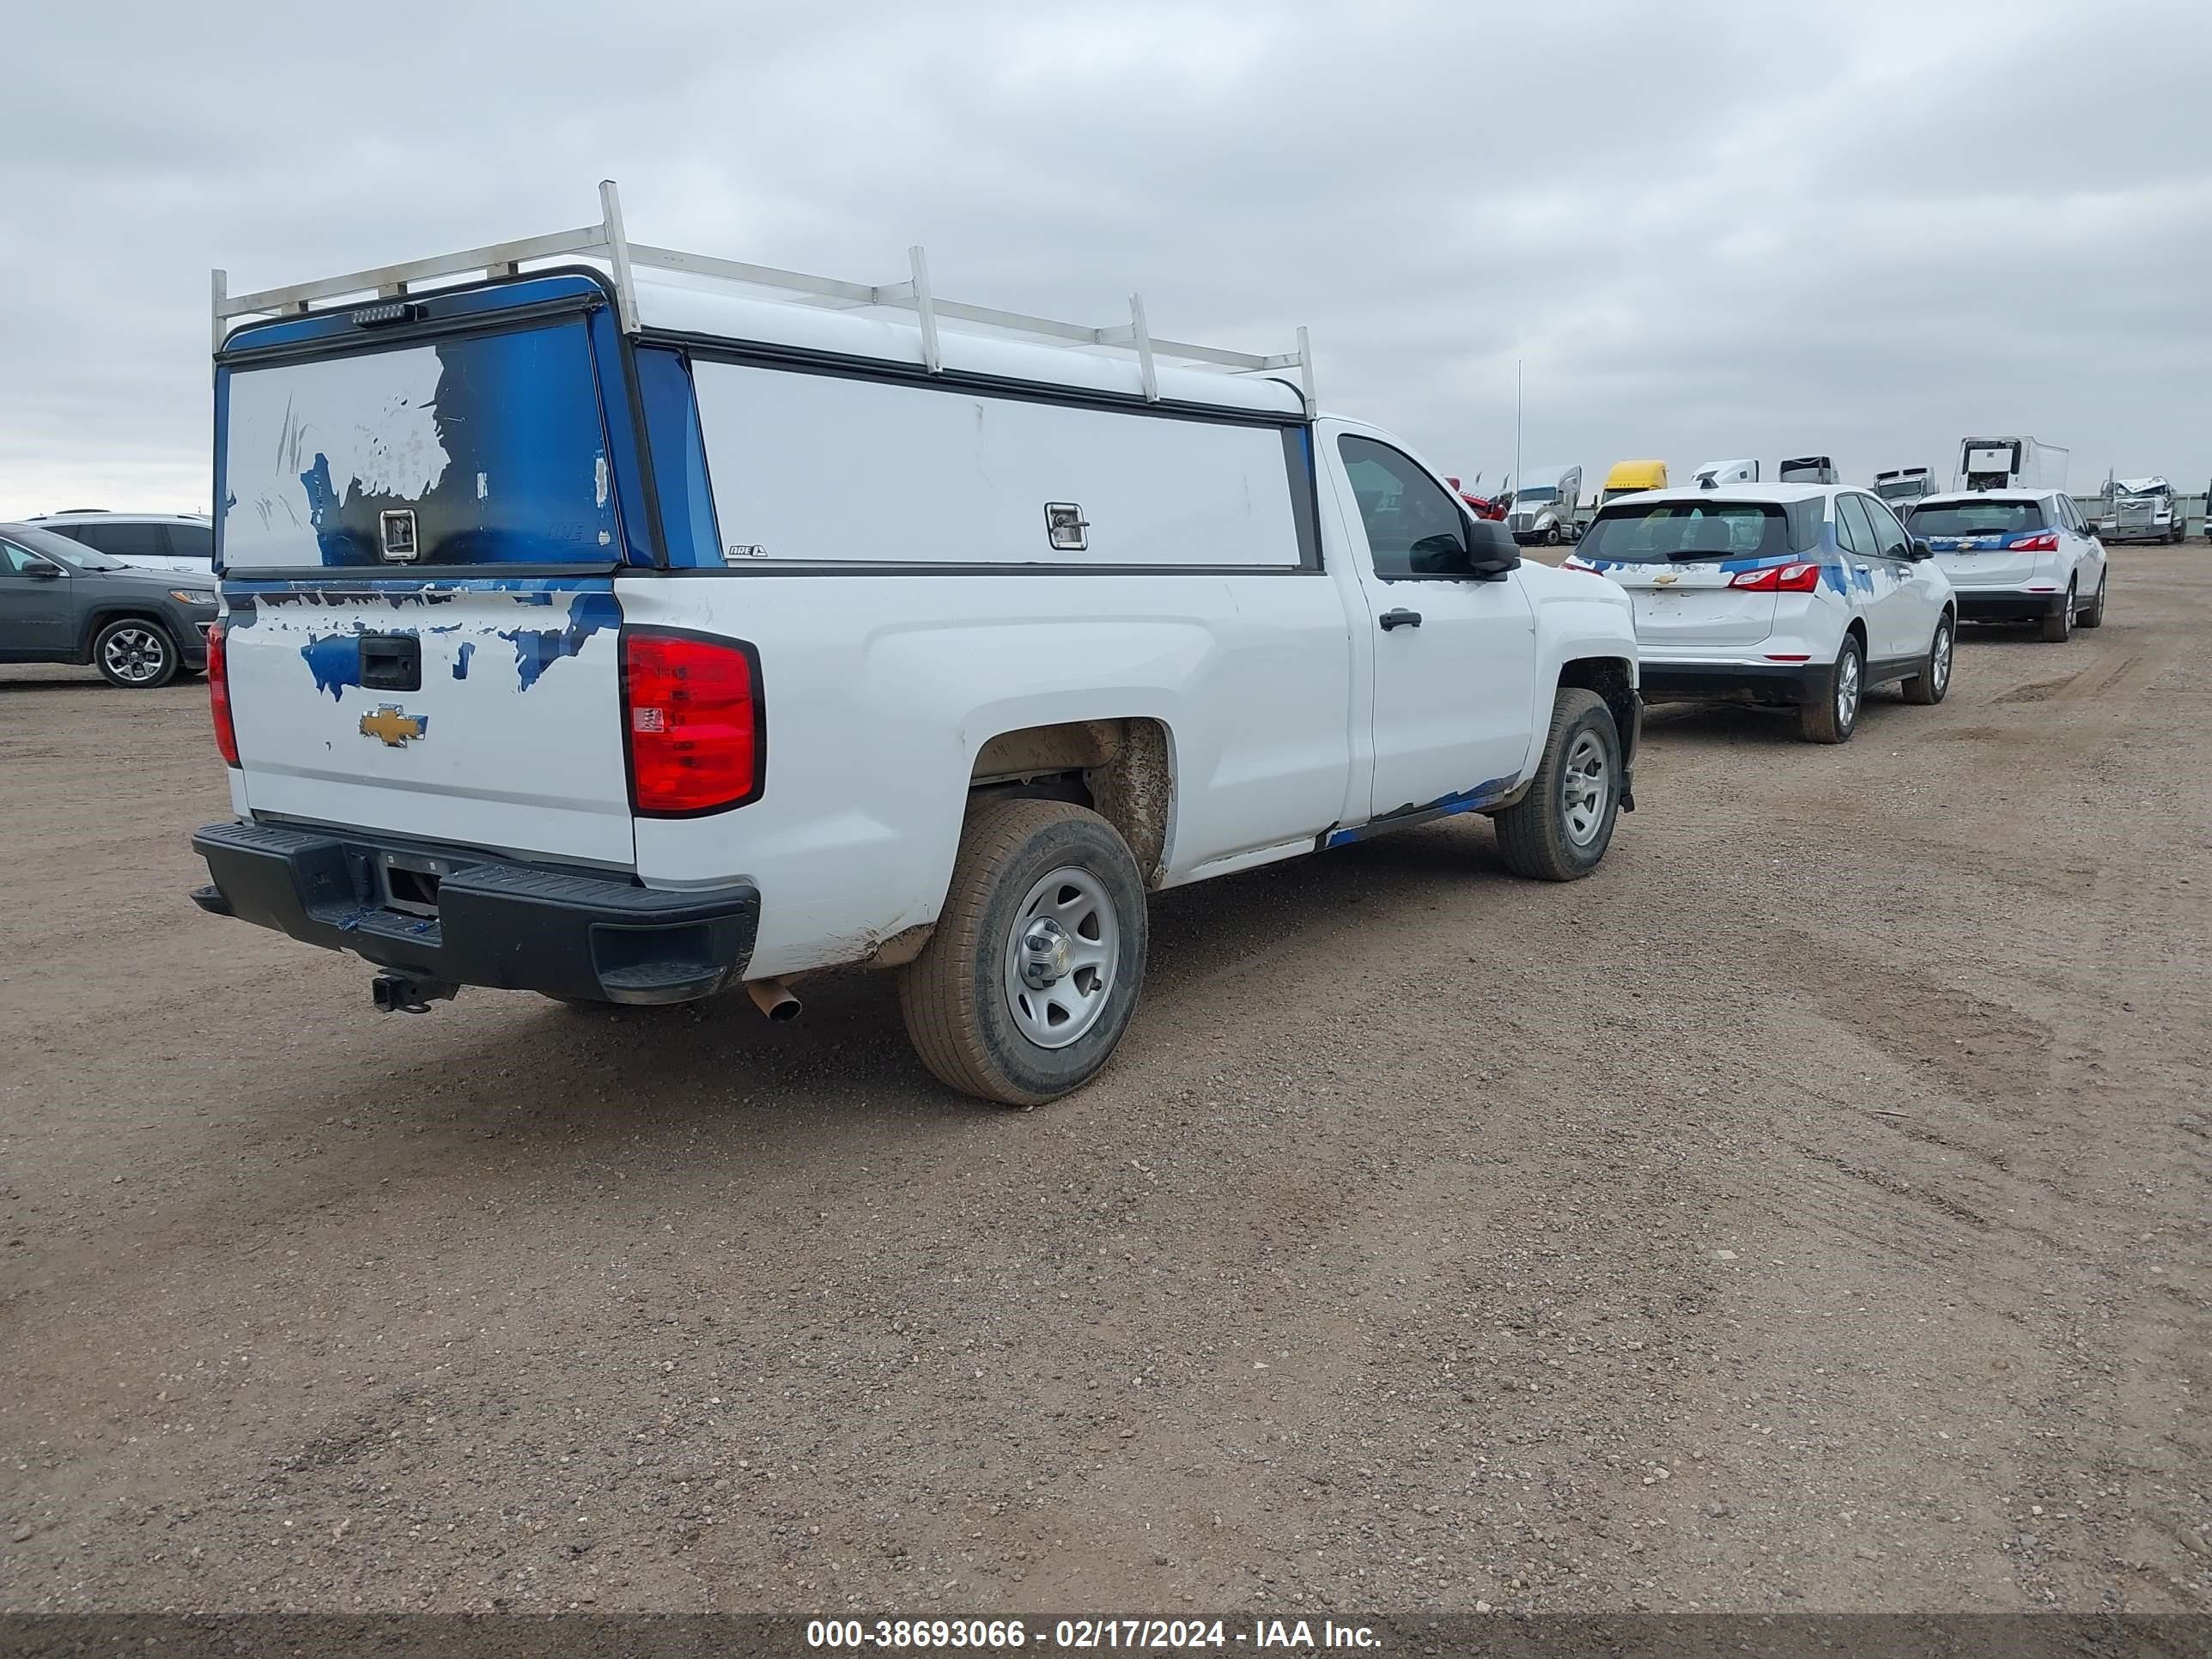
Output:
[
  {"xmin": 1001, "ymin": 865, "xmax": 1120, "ymax": 1050},
  {"xmin": 1837, "ymin": 650, "xmax": 1861, "ymax": 726},
  {"xmin": 1560, "ymin": 730, "xmax": 1610, "ymax": 847},
  {"xmin": 1932, "ymin": 623, "xmax": 1953, "ymax": 691},
  {"xmin": 103, "ymin": 627, "xmax": 167, "ymax": 684}
]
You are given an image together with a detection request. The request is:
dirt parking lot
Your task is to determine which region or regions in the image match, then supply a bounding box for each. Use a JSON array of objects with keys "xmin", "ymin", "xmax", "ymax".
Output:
[{"xmin": 3, "ymin": 550, "xmax": 2208, "ymax": 1617}]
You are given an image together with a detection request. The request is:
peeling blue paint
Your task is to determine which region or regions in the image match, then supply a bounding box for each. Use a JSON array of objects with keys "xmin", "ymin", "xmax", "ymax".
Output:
[
  {"xmin": 452, "ymin": 641, "xmax": 474, "ymax": 680},
  {"xmin": 496, "ymin": 592, "xmax": 619, "ymax": 690},
  {"xmin": 1323, "ymin": 774, "xmax": 1522, "ymax": 848},
  {"xmin": 300, "ymin": 630, "xmax": 364, "ymax": 701}
]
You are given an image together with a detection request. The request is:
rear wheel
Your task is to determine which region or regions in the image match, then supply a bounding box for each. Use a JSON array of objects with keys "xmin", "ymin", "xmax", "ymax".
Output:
[
  {"xmin": 1901, "ymin": 611, "xmax": 1954, "ymax": 705},
  {"xmin": 900, "ymin": 798, "xmax": 1148, "ymax": 1107},
  {"xmin": 2077, "ymin": 568, "xmax": 2107, "ymax": 629},
  {"xmin": 93, "ymin": 618, "xmax": 179, "ymax": 689},
  {"xmin": 1492, "ymin": 688, "xmax": 1620, "ymax": 881},
  {"xmin": 1797, "ymin": 635, "xmax": 1863, "ymax": 744},
  {"xmin": 2039, "ymin": 580, "xmax": 2076, "ymax": 642}
]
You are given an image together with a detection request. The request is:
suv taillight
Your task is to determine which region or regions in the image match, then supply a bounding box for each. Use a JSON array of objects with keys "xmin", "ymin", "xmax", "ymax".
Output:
[
  {"xmin": 621, "ymin": 630, "xmax": 763, "ymax": 815},
  {"xmin": 2008, "ymin": 532, "xmax": 2060, "ymax": 552},
  {"xmin": 208, "ymin": 620, "xmax": 240, "ymax": 768},
  {"xmin": 1728, "ymin": 562, "xmax": 1823, "ymax": 592}
]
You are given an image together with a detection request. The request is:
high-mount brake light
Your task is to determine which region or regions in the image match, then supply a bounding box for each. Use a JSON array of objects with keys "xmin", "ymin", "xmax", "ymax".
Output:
[
  {"xmin": 622, "ymin": 630, "xmax": 763, "ymax": 815},
  {"xmin": 208, "ymin": 621, "xmax": 240, "ymax": 768},
  {"xmin": 1727, "ymin": 562, "xmax": 1823, "ymax": 592}
]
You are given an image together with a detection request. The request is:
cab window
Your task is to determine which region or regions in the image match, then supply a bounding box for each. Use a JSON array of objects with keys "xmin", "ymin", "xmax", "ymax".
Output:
[{"xmin": 1338, "ymin": 436, "xmax": 1472, "ymax": 579}]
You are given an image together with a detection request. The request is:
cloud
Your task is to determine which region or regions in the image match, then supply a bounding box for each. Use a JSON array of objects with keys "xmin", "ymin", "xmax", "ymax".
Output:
[{"xmin": 3, "ymin": 0, "xmax": 2205, "ymax": 520}]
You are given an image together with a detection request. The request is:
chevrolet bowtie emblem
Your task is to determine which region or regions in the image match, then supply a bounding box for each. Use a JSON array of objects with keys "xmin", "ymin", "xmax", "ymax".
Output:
[
  {"xmin": 358, "ymin": 704, "xmax": 428, "ymax": 747},
  {"xmin": 1653, "ymin": 572, "xmax": 1680, "ymax": 586}
]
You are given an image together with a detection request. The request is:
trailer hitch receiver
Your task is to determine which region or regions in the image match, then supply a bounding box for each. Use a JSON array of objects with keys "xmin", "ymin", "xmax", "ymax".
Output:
[{"xmin": 371, "ymin": 973, "xmax": 459, "ymax": 1014}]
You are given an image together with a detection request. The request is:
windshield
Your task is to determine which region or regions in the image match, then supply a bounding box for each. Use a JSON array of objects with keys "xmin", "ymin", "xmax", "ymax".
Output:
[
  {"xmin": 1515, "ymin": 487, "xmax": 1557, "ymax": 504},
  {"xmin": 1875, "ymin": 479, "xmax": 1924, "ymax": 501},
  {"xmin": 220, "ymin": 318, "xmax": 618, "ymax": 569},
  {"xmin": 1906, "ymin": 501, "xmax": 2045, "ymax": 536},
  {"xmin": 1578, "ymin": 500, "xmax": 1815, "ymax": 562}
]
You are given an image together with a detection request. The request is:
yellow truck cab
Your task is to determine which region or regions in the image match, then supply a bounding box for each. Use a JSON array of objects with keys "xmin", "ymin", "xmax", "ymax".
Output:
[{"xmin": 1601, "ymin": 460, "xmax": 1668, "ymax": 502}]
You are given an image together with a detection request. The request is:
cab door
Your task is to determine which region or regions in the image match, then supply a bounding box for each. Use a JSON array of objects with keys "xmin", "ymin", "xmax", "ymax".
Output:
[{"xmin": 1327, "ymin": 430, "xmax": 1538, "ymax": 820}]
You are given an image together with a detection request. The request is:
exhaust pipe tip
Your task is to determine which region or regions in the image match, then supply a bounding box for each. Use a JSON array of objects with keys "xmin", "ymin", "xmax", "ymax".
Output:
[{"xmin": 745, "ymin": 977, "xmax": 802, "ymax": 1023}]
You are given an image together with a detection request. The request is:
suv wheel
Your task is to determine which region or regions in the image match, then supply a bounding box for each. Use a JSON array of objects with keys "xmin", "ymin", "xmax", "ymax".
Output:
[
  {"xmin": 2076, "ymin": 569, "xmax": 2107, "ymax": 629},
  {"xmin": 93, "ymin": 619, "xmax": 179, "ymax": 689},
  {"xmin": 1798, "ymin": 635, "xmax": 1863, "ymax": 744},
  {"xmin": 1902, "ymin": 611, "xmax": 1954, "ymax": 704},
  {"xmin": 2039, "ymin": 580, "xmax": 2076, "ymax": 643}
]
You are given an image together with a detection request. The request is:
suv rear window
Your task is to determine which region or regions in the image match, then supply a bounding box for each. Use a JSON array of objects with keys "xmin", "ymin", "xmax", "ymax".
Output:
[
  {"xmin": 1906, "ymin": 501, "xmax": 2045, "ymax": 536},
  {"xmin": 1579, "ymin": 500, "xmax": 1819, "ymax": 562}
]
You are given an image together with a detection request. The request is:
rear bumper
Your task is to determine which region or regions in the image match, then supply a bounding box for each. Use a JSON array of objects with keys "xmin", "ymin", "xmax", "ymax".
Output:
[
  {"xmin": 1639, "ymin": 660, "xmax": 1820, "ymax": 705},
  {"xmin": 1954, "ymin": 591, "xmax": 2063, "ymax": 622},
  {"xmin": 189, "ymin": 819, "xmax": 759, "ymax": 1006}
]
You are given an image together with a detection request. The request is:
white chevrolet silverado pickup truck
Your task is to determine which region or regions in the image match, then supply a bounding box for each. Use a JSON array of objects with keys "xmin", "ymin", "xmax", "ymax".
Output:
[{"xmin": 190, "ymin": 184, "xmax": 1641, "ymax": 1105}]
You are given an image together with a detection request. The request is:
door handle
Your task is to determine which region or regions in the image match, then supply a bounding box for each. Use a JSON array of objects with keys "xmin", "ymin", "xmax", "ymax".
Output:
[{"xmin": 1378, "ymin": 608, "xmax": 1422, "ymax": 631}]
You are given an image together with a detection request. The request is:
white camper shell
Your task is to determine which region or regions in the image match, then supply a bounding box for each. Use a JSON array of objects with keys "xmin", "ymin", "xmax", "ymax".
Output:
[{"xmin": 190, "ymin": 182, "xmax": 1644, "ymax": 1106}]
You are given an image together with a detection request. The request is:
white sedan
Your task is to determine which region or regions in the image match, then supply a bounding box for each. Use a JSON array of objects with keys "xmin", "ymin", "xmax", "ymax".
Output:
[
  {"xmin": 1565, "ymin": 484, "xmax": 1956, "ymax": 744},
  {"xmin": 1903, "ymin": 490, "xmax": 2106, "ymax": 641}
]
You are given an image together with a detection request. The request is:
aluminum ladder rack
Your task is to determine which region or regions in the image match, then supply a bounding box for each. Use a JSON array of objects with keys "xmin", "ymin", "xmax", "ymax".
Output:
[{"xmin": 211, "ymin": 179, "xmax": 1316, "ymax": 414}]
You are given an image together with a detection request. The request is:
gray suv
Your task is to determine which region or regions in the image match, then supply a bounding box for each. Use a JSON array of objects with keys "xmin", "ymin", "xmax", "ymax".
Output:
[{"xmin": 0, "ymin": 523, "xmax": 218, "ymax": 687}]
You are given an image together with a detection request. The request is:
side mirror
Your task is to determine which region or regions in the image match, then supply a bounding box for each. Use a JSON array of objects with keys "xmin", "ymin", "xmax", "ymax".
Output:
[
  {"xmin": 24, "ymin": 558, "xmax": 64, "ymax": 579},
  {"xmin": 1908, "ymin": 538, "xmax": 1933, "ymax": 562},
  {"xmin": 1466, "ymin": 519, "xmax": 1522, "ymax": 580}
]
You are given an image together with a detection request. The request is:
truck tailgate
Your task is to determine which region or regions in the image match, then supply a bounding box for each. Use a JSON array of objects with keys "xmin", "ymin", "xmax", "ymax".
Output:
[{"xmin": 222, "ymin": 577, "xmax": 631, "ymax": 867}]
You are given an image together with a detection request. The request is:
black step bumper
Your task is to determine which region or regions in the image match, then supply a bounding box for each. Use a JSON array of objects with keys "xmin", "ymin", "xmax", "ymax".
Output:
[{"xmin": 190, "ymin": 820, "xmax": 758, "ymax": 1006}]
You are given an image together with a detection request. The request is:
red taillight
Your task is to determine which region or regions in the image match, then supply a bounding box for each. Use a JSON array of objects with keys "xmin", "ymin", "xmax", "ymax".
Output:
[
  {"xmin": 1728, "ymin": 562, "xmax": 1823, "ymax": 592},
  {"xmin": 2008, "ymin": 532, "xmax": 2059, "ymax": 552},
  {"xmin": 621, "ymin": 629, "xmax": 763, "ymax": 816},
  {"xmin": 208, "ymin": 620, "xmax": 240, "ymax": 768}
]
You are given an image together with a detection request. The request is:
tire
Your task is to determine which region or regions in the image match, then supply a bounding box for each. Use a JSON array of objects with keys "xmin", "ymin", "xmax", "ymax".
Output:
[
  {"xmin": 1491, "ymin": 688, "xmax": 1620, "ymax": 881},
  {"xmin": 92, "ymin": 617, "xmax": 179, "ymax": 688},
  {"xmin": 2039, "ymin": 580, "xmax": 2075, "ymax": 643},
  {"xmin": 899, "ymin": 798, "xmax": 1149, "ymax": 1107},
  {"xmin": 1901, "ymin": 611, "xmax": 1954, "ymax": 705},
  {"xmin": 1797, "ymin": 634, "xmax": 1863, "ymax": 744},
  {"xmin": 2077, "ymin": 568, "xmax": 2106, "ymax": 629},
  {"xmin": 1542, "ymin": 524, "xmax": 1562, "ymax": 547}
]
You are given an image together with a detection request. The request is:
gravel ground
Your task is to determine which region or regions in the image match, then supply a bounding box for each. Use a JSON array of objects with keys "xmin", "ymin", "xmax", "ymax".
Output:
[{"xmin": 2, "ymin": 550, "xmax": 2207, "ymax": 1616}]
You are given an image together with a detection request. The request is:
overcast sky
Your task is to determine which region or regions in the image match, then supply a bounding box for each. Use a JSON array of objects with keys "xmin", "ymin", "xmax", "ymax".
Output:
[{"xmin": 5, "ymin": 0, "xmax": 2207, "ymax": 520}]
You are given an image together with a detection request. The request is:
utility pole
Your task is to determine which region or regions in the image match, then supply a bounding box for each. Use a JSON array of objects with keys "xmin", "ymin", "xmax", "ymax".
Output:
[{"xmin": 1512, "ymin": 359, "xmax": 1523, "ymax": 504}]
